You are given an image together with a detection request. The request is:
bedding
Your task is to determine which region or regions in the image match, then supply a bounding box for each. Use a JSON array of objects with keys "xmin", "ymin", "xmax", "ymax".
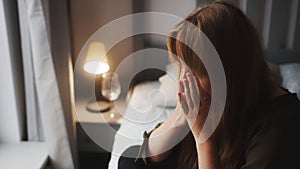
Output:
[
  {"xmin": 108, "ymin": 81, "xmax": 174, "ymax": 169},
  {"xmin": 280, "ymin": 63, "xmax": 300, "ymax": 99},
  {"xmin": 108, "ymin": 64, "xmax": 179, "ymax": 169},
  {"xmin": 154, "ymin": 63, "xmax": 179, "ymax": 107}
]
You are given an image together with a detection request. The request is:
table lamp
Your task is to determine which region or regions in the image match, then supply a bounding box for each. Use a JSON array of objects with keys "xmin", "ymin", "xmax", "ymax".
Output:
[
  {"xmin": 83, "ymin": 42, "xmax": 110, "ymax": 74},
  {"xmin": 83, "ymin": 41, "xmax": 111, "ymax": 113}
]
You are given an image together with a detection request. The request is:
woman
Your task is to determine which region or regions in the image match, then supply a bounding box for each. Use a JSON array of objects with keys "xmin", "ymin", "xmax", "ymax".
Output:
[{"xmin": 119, "ymin": 1, "xmax": 300, "ymax": 169}]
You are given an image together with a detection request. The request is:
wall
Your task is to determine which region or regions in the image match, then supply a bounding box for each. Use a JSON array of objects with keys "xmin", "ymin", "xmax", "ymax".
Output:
[
  {"xmin": 144, "ymin": 0, "xmax": 196, "ymax": 45},
  {"xmin": 70, "ymin": 0, "xmax": 134, "ymax": 99},
  {"xmin": 140, "ymin": 0, "xmax": 197, "ymax": 73}
]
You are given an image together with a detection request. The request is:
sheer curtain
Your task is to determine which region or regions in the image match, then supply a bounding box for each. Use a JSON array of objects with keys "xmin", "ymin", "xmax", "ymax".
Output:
[{"xmin": 17, "ymin": 0, "xmax": 74, "ymax": 168}]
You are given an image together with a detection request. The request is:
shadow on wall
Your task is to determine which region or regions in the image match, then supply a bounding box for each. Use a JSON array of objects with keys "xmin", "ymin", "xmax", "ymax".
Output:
[{"xmin": 280, "ymin": 63, "xmax": 300, "ymax": 99}]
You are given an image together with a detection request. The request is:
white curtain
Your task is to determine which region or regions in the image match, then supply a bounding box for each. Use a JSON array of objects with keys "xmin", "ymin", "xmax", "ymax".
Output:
[{"xmin": 17, "ymin": 0, "xmax": 74, "ymax": 168}]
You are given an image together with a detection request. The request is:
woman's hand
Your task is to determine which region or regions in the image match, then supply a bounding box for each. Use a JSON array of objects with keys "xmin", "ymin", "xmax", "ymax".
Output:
[
  {"xmin": 178, "ymin": 72, "xmax": 208, "ymax": 143},
  {"xmin": 178, "ymin": 72, "xmax": 221, "ymax": 169}
]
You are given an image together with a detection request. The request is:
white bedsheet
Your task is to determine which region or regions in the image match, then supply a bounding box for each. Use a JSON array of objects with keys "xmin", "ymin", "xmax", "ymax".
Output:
[{"xmin": 108, "ymin": 81, "xmax": 174, "ymax": 169}]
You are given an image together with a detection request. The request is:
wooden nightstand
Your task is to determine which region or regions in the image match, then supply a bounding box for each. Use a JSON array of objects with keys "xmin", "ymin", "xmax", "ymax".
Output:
[{"xmin": 75, "ymin": 99, "xmax": 125, "ymax": 169}]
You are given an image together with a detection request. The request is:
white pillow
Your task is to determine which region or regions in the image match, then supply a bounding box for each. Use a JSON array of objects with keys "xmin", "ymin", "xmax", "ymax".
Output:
[{"xmin": 154, "ymin": 64, "xmax": 179, "ymax": 107}]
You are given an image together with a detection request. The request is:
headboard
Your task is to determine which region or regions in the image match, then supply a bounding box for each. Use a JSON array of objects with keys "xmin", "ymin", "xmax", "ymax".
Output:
[{"xmin": 127, "ymin": 68, "xmax": 165, "ymax": 98}]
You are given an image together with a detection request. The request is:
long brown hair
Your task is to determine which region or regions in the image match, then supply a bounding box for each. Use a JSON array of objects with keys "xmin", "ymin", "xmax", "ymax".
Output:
[{"xmin": 167, "ymin": 1, "xmax": 276, "ymax": 169}]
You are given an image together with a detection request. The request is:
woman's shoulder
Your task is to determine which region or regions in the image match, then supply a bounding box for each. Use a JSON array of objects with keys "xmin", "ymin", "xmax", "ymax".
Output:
[
  {"xmin": 265, "ymin": 92, "xmax": 300, "ymax": 119},
  {"xmin": 242, "ymin": 93, "xmax": 300, "ymax": 168},
  {"xmin": 259, "ymin": 92, "xmax": 300, "ymax": 140}
]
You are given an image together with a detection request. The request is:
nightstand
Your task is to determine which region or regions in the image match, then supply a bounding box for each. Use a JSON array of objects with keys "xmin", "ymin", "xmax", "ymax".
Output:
[{"xmin": 75, "ymin": 99, "xmax": 125, "ymax": 169}]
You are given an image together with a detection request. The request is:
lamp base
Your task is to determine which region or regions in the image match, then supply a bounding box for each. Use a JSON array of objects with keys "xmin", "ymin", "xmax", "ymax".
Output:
[{"xmin": 86, "ymin": 101, "xmax": 111, "ymax": 113}]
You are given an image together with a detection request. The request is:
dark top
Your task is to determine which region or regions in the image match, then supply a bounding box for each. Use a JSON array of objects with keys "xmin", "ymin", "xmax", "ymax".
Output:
[{"xmin": 119, "ymin": 93, "xmax": 300, "ymax": 169}]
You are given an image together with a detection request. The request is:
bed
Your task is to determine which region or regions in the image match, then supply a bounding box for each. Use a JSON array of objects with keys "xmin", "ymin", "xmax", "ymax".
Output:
[{"xmin": 108, "ymin": 64, "xmax": 179, "ymax": 169}]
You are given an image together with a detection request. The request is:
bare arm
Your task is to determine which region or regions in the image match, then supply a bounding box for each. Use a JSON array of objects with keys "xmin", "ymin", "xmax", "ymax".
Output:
[
  {"xmin": 148, "ymin": 105, "xmax": 188, "ymax": 162},
  {"xmin": 196, "ymin": 137, "xmax": 221, "ymax": 169}
]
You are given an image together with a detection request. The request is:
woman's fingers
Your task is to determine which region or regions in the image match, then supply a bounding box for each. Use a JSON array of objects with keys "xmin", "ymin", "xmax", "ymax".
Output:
[
  {"xmin": 180, "ymin": 93, "xmax": 188, "ymax": 114},
  {"xmin": 178, "ymin": 80, "xmax": 189, "ymax": 114},
  {"xmin": 178, "ymin": 72, "xmax": 200, "ymax": 117},
  {"xmin": 187, "ymin": 73, "xmax": 200, "ymax": 105},
  {"xmin": 179, "ymin": 79, "xmax": 184, "ymax": 94},
  {"xmin": 178, "ymin": 72, "xmax": 203, "ymax": 141},
  {"xmin": 183, "ymin": 78, "xmax": 194, "ymax": 108}
]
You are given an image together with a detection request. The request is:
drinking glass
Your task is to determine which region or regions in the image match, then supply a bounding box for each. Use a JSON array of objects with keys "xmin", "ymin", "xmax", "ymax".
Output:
[{"xmin": 101, "ymin": 72, "xmax": 121, "ymax": 102}]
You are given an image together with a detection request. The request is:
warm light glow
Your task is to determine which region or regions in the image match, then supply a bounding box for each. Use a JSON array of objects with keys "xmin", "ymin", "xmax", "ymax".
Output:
[
  {"xmin": 84, "ymin": 42, "xmax": 110, "ymax": 74},
  {"xmin": 83, "ymin": 61, "xmax": 110, "ymax": 74},
  {"xmin": 110, "ymin": 113, "xmax": 115, "ymax": 118}
]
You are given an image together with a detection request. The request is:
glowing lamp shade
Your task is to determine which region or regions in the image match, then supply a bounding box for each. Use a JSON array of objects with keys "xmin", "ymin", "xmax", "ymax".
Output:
[
  {"xmin": 84, "ymin": 42, "xmax": 110, "ymax": 74},
  {"xmin": 84, "ymin": 61, "xmax": 110, "ymax": 74}
]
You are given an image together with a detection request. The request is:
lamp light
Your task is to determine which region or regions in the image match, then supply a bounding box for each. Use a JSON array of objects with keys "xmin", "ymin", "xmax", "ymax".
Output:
[
  {"xmin": 83, "ymin": 42, "xmax": 110, "ymax": 75},
  {"xmin": 83, "ymin": 61, "xmax": 110, "ymax": 74}
]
